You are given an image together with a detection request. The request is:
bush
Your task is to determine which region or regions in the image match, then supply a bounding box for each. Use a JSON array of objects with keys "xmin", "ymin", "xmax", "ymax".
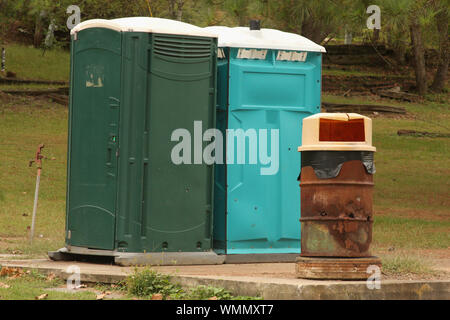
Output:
[
  {"xmin": 126, "ymin": 268, "xmax": 184, "ymax": 299},
  {"xmin": 183, "ymin": 285, "xmax": 233, "ymax": 300}
]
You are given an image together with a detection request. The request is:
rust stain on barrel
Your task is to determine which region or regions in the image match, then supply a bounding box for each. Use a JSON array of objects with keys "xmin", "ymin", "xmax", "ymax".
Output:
[{"xmin": 300, "ymin": 160, "xmax": 374, "ymax": 257}]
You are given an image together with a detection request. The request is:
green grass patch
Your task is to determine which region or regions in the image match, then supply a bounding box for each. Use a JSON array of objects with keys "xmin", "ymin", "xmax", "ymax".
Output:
[
  {"xmin": 0, "ymin": 84, "xmax": 64, "ymax": 91},
  {"xmin": 373, "ymin": 216, "xmax": 450, "ymax": 249},
  {"xmin": 0, "ymin": 96, "xmax": 67, "ymax": 256},
  {"xmin": 126, "ymin": 268, "xmax": 183, "ymax": 299},
  {"xmin": 125, "ymin": 267, "xmax": 261, "ymax": 300},
  {"xmin": 2, "ymin": 44, "xmax": 69, "ymax": 81},
  {"xmin": 323, "ymin": 68, "xmax": 381, "ymax": 77},
  {"xmin": 381, "ymin": 255, "xmax": 434, "ymax": 275},
  {"xmin": 0, "ymin": 267, "xmax": 260, "ymax": 300},
  {"xmin": 0, "ymin": 269, "xmax": 96, "ymax": 300}
]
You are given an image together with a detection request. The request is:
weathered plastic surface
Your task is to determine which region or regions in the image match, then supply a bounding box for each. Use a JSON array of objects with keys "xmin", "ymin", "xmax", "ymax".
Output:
[
  {"xmin": 66, "ymin": 28, "xmax": 121, "ymax": 250},
  {"xmin": 299, "ymin": 160, "xmax": 374, "ymax": 257},
  {"xmin": 298, "ymin": 113, "xmax": 376, "ymax": 152},
  {"xmin": 115, "ymin": 33, "xmax": 217, "ymax": 253},
  {"xmin": 214, "ymin": 47, "xmax": 322, "ymax": 254},
  {"xmin": 66, "ymin": 28, "xmax": 217, "ymax": 253}
]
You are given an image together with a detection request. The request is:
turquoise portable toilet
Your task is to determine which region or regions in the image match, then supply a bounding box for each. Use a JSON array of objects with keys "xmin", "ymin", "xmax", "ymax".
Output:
[{"xmin": 205, "ymin": 24, "xmax": 326, "ymax": 262}]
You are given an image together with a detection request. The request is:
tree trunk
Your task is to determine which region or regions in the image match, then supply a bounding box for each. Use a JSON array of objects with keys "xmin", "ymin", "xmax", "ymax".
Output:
[
  {"xmin": 33, "ymin": 11, "xmax": 45, "ymax": 48},
  {"xmin": 301, "ymin": 18, "xmax": 329, "ymax": 45},
  {"xmin": 410, "ymin": 18, "xmax": 428, "ymax": 95},
  {"xmin": 394, "ymin": 44, "xmax": 407, "ymax": 65},
  {"xmin": 168, "ymin": 0, "xmax": 176, "ymax": 19},
  {"xmin": 372, "ymin": 29, "xmax": 380, "ymax": 43},
  {"xmin": 430, "ymin": 5, "xmax": 448, "ymax": 92},
  {"xmin": 344, "ymin": 31, "xmax": 352, "ymax": 45},
  {"xmin": 176, "ymin": 0, "xmax": 184, "ymax": 21}
]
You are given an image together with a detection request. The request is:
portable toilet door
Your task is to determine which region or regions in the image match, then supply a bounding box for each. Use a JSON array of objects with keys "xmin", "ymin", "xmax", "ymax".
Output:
[
  {"xmin": 205, "ymin": 25, "xmax": 326, "ymax": 260},
  {"xmin": 64, "ymin": 18, "xmax": 220, "ymax": 263},
  {"xmin": 66, "ymin": 21, "xmax": 122, "ymax": 250}
]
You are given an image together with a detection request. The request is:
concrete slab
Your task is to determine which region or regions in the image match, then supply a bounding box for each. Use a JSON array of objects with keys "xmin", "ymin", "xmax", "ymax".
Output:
[
  {"xmin": 49, "ymin": 247, "xmax": 226, "ymax": 265},
  {"xmin": 0, "ymin": 259, "xmax": 449, "ymax": 300},
  {"xmin": 114, "ymin": 252, "xmax": 226, "ymax": 266},
  {"xmin": 224, "ymin": 254, "xmax": 298, "ymax": 264},
  {"xmin": 49, "ymin": 247, "xmax": 298, "ymax": 264}
]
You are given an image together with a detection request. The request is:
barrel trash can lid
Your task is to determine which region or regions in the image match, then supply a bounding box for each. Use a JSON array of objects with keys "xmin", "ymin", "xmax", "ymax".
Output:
[{"xmin": 298, "ymin": 113, "xmax": 376, "ymax": 152}]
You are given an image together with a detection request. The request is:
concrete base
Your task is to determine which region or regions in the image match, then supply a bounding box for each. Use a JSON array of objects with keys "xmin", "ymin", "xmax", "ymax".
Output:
[
  {"xmin": 49, "ymin": 246, "xmax": 299, "ymax": 265},
  {"xmin": 114, "ymin": 252, "xmax": 225, "ymax": 266},
  {"xmin": 295, "ymin": 256, "xmax": 382, "ymax": 280},
  {"xmin": 225, "ymin": 254, "xmax": 299, "ymax": 264},
  {"xmin": 48, "ymin": 250, "xmax": 75, "ymax": 261},
  {"xmin": 49, "ymin": 246, "xmax": 225, "ymax": 266}
]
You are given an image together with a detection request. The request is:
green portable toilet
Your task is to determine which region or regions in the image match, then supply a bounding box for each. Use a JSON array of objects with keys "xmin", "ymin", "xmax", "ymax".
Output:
[{"xmin": 51, "ymin": 17, "xmax": 223, "ymax": 265}]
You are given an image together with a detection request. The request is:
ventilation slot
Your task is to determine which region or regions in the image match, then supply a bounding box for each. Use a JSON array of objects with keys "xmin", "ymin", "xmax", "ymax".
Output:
[{"xmin": 154, "ymin": 36, "xmax": 212, "ymax": 59}]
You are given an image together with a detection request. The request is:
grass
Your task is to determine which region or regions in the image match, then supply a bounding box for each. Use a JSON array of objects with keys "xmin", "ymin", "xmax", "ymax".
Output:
[
  {"xmin": 373, "ymin": 216, "xmax": 450, "ymax": 249},
  {"xmin": 1, "ymin": 44, "xmax": 69, "ymax": 81},
  {"xmin": 0, "ymin": 267, "xmax": 260, "ymax": 300},
  {"xmin": 381, "ymin": 255, "xmax": 435, "ymax": 275},
  {"xmin": 323, "ymin": 68, "xmax": 382, "ymax": 77},
  {"xmin": 322, "ymin": 65, "xmax": 415, "ymax": 78},
  {"xmin": 124, "ymin": 267, "xmax": 261, "ymax": 300},
  {"xmin": 0, "ymin": 269, "xmax": 96, "ymax": 300},
  {"xmin": 0, "ymin": 84, "xmax": 65, "ymax": 91},
  {"xmin": 0, "ymin": 94, "xmax": 68, "ymax": 256}
]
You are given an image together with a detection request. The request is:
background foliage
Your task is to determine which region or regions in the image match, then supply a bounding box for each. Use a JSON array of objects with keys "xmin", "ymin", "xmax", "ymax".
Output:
[
  {"xmin": 0, "ymin": 0, "xmax": 447, "ymax": 92},
  {"xmin": 0, "ymin": 0, "xmax": 445, "ymax": 44}
]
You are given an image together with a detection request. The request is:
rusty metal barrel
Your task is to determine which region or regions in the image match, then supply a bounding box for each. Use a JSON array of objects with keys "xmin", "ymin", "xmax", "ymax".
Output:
[{"xmin": 297, "ymin": 113, "xmax": 376, "ymax": 258}]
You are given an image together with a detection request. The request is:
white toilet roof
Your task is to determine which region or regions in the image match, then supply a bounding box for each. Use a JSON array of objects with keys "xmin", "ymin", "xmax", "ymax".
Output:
[
  {"xmin": 71, "ymin": 17, "xmax": 217, "ymax": 38},
  {"xmin": 204, "ymin": 26, "xmax": 326, "ymax": 52}
]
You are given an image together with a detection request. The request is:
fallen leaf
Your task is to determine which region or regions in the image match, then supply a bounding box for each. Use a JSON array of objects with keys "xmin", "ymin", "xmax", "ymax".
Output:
[
  {"xmin": 208, "ymin": 296, "xmax": 218, "ymax": 300},
  {"xmin": 151, "ymin": 293, "xmax": 163, "ymax": 300},
  {"xmin": 0, "ymin": 267, "xmax": 12, "ymax": 277},
  {"xmin": 46, "ymin": 273, "xmax": 56, "ymax": 281},
  {"xmin": 96, "ymin": 293, "xmax": 106, "ymax": 300},
  {"xmin": 96, "ymin": 291, "xmax": 111, "ymax": 300},
  {"xmin": 36, "ymin": 293, "xmax": 48, "ymax": 300},
  {"xmin": 0, "ymin": 267, "xmax": 23, "ymax": 278},
  {"xmin": 0, "ymin": 282, "xmax": 10, "ymax": 289},
  {"xmin": 10, "ymin": 271, "xmax": 23, "ymax": 279}
]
